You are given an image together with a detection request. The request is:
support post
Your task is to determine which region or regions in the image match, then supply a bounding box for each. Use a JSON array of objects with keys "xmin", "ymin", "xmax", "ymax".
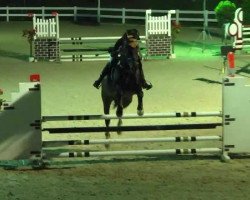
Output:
[
  {"xmin": 175, "ymin": 9, "xmax": 180, "ymax": 25},
  {"xmin": 6, "ymin": 6, "xmax": 9, "ymax": 22},
  {"xmin": 97, "ymin": 0, "xmax": 101, "ymax": 23},
  {"xmin": 122, "ymin": 8, "xmax": 126, "ymax": 24},
  {"xmin": 73, "ymin": 6, "xmax": 77, "ymax": 22},
  {"xmin": 42, "ymin": 6, "xmax": 45, "ymax": 20}
]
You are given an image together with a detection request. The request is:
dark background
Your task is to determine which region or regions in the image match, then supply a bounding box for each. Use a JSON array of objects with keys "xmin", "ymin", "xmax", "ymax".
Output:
[{"xmin": 0, "ymin": 0, "xmax": 241, "ymax": 10}]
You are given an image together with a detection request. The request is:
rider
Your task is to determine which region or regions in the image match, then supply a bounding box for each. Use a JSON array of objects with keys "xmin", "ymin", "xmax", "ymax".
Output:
[{"xmin": 93, "ymin": 29, "xmax": 152, "ymax": 90}]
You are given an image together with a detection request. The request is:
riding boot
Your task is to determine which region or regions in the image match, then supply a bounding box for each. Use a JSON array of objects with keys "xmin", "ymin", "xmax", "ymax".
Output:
[
  {"xmin": 93, "ymin": 63, "xmax": 111, "ymax": 89},
  {"xmin": 142, "ymin": 79, "xmax": 153, "ymax": 90}
]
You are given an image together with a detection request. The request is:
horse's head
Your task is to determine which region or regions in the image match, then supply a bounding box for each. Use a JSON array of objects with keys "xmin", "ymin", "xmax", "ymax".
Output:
[
  {"xmin": 118, "ymin": 49, "xmax": 141, "ymax": 90},
  {"xmin": 110, "ymin": 29, "xmax": 142, "ymax": 90},
  {"xmin": 118, "ymin": 29, "xmax": 141, "ymax": 67},
  {"xmin": 118, "ymin": 39, "xmax": 140, "ymax": 72}
]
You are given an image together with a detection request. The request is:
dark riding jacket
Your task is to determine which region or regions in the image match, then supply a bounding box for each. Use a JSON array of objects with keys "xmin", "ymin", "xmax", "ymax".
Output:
[{"xmin": 110, "ymin": 34, "xmax": 127, "ymax": 58}]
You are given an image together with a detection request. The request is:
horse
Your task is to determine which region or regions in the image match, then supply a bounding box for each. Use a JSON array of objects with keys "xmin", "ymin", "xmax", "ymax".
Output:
[{"xmin": 101, "ymin": 43, "xmax": 144, "ymax": 140}]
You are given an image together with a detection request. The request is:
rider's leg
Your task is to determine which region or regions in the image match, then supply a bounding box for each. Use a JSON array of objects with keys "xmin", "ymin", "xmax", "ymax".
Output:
[
  {"xmin": 93, "ymin": 62, "xmax": 111, "ymax": 89},
  {"xmin": 139, "ymin": 63, "xmax": 152, "ymax": 90}
]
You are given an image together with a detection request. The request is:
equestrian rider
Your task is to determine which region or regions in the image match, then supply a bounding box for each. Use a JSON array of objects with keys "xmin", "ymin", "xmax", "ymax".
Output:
[{"xmin": 93, "ymin": 29, "xmax": 152, "ymax": 90}]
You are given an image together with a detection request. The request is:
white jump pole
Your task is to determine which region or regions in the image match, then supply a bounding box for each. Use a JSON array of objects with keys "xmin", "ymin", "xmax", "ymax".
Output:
[
  {"xmin": 60, "ymin": 54, "xmax": 110, "ymax": 59},
  {"xmin": 60, "ymin": 58, "xmax": 110, "ymax": 62},
  {"xmin": 56, "ymin": 148, "xmax": 222, "ymax": 158},
  {"xmin": 42, "ymin": 136, "xmax": 222, "ymax": 147},
  {"xmin": 60, "ymin": 36, "xmax": 146, "ymax": 41},
  {"xmin": 42, "ymin": 111, "xmax": 222, "ymax": 122}
]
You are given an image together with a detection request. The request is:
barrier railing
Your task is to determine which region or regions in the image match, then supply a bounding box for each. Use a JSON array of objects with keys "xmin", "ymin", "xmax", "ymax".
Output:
[{"xmin": 0, "ymin": 6, "xmax": 217, "ymax": 26}]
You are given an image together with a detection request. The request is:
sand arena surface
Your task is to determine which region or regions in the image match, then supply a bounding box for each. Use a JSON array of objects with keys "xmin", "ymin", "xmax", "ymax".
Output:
[{"xmin": 0, "ymin": 21, "xmax": 250, "ymax": 200}]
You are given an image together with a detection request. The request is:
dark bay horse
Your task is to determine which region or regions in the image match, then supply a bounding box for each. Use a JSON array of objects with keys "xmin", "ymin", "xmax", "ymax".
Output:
[{"xmin": 101, "ymin": 45, "xmax": 144, "ymax": 139}]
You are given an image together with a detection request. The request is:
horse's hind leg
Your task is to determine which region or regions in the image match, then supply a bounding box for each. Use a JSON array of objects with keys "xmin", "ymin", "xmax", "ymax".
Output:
[
  {"xmin": 137, "ymin": 90, "xmax": 144, "ymax": 116},
  {"xmin": 117, "ymin": 118, "xmax": 123, "ymax": 135},
  {"xmin": 105, "ymin": 119, "xmax": 110, "ymax": 139}
]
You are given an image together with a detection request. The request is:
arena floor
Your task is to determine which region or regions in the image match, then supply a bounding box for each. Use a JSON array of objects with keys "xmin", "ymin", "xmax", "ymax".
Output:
[{"xmin": 0, "ymin": 21, "xmax": 250, "ymax": 200}]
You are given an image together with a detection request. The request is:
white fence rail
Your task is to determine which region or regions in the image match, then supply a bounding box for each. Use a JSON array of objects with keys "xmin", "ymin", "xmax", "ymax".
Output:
[{"xmin": 0, "ymin": 6, "xmax": 218, "ymax": 26}]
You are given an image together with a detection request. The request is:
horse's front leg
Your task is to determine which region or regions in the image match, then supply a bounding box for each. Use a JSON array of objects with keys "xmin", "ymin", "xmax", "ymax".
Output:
[
  {"xmin": 137, "ymin": 90, "xmax": 144, "ymax": 116},
  {"xmin": 116, "ymin": 88, "xmax": 123, "ymax": 118},
  {"xmin": 117, "ymin": 118, "xmax": 123, "ymax": 135}
]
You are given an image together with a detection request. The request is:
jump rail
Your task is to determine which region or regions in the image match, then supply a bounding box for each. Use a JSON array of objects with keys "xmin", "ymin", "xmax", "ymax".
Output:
[
  {"xmin": 54, "ymin": 148, "xmax": 222, "ymax": 158},
  {"xmin": 42, "ymin": 123, "xmax": 222, "ymax": 133},
  {"xmin": 42, "ymin": 111, "xmax": 222, "ymax": 122},
  {"xmin": 60, "ymin": 36, "xmax": 146, "ymax": 42},
  {"xmin": 43, "ymin": 136, "xmax": 222, "ymax": 147}
]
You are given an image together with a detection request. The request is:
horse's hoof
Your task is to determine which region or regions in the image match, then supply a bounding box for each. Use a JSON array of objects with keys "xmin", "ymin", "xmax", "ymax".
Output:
[
  {"xmin": 105, "ymin": 143, "xmax": 110, "ymax": 149},
  {"xmin": 137, "ymin": 109, "xmax": 144, "ymax": 116},
  {"xmin": 117, "ymin": 119, "xmax": 123, "ymax": 135},
  {"xmin": 105, "ymin": 132, "xmax": 110, "ymax": 149},
  {"xmin": 105, "ymin": 132, "xmax": 110, "ymax": 139},
  {"xmin": 117, "ymin": 131, "xmax": 122, "ymax": 135}
]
